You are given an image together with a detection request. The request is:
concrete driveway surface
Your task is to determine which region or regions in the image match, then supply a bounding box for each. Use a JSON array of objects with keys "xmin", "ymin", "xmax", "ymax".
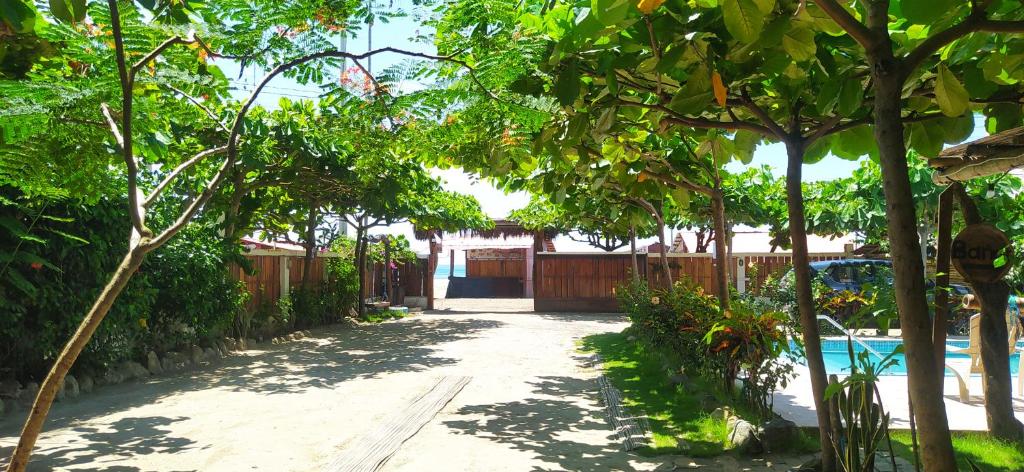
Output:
[{"xmin": 0, "ymin": 300, "xmax": 668, "ymax": 471}]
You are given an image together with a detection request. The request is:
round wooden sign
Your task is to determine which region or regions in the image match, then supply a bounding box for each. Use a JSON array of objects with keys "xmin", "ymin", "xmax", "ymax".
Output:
[{"xmin": 951, "ymin": 224, "xmax": 1013, "ymax": 283}]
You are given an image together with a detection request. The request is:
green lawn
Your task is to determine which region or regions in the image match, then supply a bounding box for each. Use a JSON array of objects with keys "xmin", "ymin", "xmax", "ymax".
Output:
[
  {"xmin": 580, "ymin": 330, "xmax": 1023, "ymax": 469},
  {"xmin": 889, "ymin": 431, "xmax": 1024, "ymax": 471},
  {"xmin": 579, "ymin": 330, "xmax": 817, "ymax": 457}
]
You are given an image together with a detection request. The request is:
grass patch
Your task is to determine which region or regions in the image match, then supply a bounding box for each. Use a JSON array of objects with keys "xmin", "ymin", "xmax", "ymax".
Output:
[
  {"xmin": 579, "ymin": 330, "xmax": 818, "ymax": 457},
  {"xmin": 362, "ymin": 308, "xmax": 408, "ymax": 323},
  {"xmin": 890, "ymin": 431, "xmax": 1024, "ymax": 471}
]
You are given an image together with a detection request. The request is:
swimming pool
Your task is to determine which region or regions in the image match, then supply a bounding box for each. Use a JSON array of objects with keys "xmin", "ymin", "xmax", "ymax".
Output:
[{"xmin": 792, "ymin": 338, "xmax": 1024, "ymax": 376}]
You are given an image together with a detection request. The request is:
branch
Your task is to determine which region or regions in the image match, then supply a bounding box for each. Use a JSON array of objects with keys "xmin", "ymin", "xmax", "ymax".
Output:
[
  {"xmin": 805, "ymin": 115, "xmax": 843, "ymax": 146},
  {"xmin": 106, "ymin": 0, "xmax": 147, "ymax": 236},
  {"xmin": 100, "ymin": 103, "xmax": 125, "ymax": 148},
  {"xmin": 130, "ymin": 35, "xmax": 195, "ymax": 78},
  {"xmin": 143, "ymin": 145, "xmax": 229, "ymax": 208},
  {"xmin": 739, "ymin": 90, "xmax": 787, "ymax": 139},
  {"xmin": 166, "ymin": 85, "xmax": 231, "ymax": 133},
  {"xmin": 903, "ymin": 10, "xmax": 1024, "ymax": 78},
  {"xmin": 813, "ymin": 0, "xmax": 875, "ymax": 49},
  {"xmin": 617, "ymin": 100, "xmax": 773, "ymax": 135}
]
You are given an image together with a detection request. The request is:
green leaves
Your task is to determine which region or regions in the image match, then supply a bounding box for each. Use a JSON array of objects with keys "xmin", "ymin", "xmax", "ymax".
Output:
[
  {"xmin": 935, "ymin": 63, "xmax": 969, "ymax": 117},
  {"xmin": 782, "ymin": 26, "xmax": 816, "ymax": 62},
  {"xmin": 555, "ymin": 61, "xmax": 581, "ymax": 107},
  {"xmin": 669, "ymin": 66, "xmax": 713, "ymax": 115},
  {"xmin": 48, "ymin": 0, "xmax": 87, "ymax": 24},
  {"xmin": 900, "ymin": 0, "xmax": 956, "ymax": 25},
  {"xmin": 0, "ymin": 0, "xmax": 36, "ymax": 33},
  {"xmin": 592, "ymin": 0, "xmax": 631, "ymax": 26},
  {"xmin": 722, "ymin": 0, "xmax": 764, "ymax": 43}
]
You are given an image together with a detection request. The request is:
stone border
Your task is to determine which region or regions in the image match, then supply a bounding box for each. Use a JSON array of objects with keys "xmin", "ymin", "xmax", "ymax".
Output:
[
  {"xmin": 0, "ymin": 328, "xmax": 316, "ymax": 419},
  {"xmin": 591, "ymin": 354, "xmax": 650, "ymax": 451}
]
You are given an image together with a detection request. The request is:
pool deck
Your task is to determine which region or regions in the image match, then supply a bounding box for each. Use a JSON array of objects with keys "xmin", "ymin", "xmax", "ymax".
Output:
[{"xmin": 774, "ymin": 367, "xmax": 1024, "ymax": 431}]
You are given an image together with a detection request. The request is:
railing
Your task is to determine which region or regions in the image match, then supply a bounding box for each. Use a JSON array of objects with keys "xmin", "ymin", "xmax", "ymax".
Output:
[{"xmin": 816, "ymin": 315, "xmax": 885, "ymax": 360}]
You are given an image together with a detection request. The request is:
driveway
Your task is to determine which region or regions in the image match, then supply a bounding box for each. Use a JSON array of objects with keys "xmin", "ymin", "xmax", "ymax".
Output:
[{"xmin": 0, "ymin": 302, "xmax": 658, "ymax": 471}]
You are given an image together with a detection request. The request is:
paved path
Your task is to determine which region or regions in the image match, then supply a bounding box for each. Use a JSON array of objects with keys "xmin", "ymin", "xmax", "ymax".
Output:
[{"xmin": 0, "ymin": 301, "xmax": 666, "ymax": 471}]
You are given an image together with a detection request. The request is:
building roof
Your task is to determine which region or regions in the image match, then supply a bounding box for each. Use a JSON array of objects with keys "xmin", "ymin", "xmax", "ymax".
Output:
[{"xmin": 932, "ymin": 126, "xmax": 1024, "ymax": 183}]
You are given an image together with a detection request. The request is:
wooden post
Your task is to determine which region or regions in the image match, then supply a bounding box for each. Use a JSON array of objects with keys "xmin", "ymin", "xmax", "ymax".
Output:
[
  {"xmin": 449, "ymin": 249, "xmax": 455, "ymax": 279},
  {"xmin": 280, "ymin": 256, "xmax": 290, "ymax": 303},
  {"xmin": 427, "ymin": 239, "xmax": 437, "ymax": 310}
]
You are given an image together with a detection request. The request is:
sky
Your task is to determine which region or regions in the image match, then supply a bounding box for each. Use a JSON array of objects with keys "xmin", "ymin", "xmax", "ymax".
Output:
[{"xmin": 219, "ymin": 11, "xmax": 992, "ymax": 260}]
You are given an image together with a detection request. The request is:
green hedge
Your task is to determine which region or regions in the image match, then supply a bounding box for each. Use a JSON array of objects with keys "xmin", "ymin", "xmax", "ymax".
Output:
[{"xmin": 0, "ymin": 188, "xmax": 245, "ymax": 382}]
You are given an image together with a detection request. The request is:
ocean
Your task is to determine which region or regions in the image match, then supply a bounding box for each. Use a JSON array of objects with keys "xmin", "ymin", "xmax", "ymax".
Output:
[{"xmin": 433, "ymin": 265, "xmax": 466, "ymax": 278}]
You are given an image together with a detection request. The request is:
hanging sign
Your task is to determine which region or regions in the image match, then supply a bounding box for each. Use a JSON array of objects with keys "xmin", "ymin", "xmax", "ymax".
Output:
[{"xmin": 951, "ymin": 224, "xmax": 1013, "ymax": 283}]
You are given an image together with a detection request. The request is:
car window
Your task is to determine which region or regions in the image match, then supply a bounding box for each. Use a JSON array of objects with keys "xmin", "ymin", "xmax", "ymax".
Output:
[{"xmin": 827, "ymin": 264, "xmax": 855, "ymax": 284}]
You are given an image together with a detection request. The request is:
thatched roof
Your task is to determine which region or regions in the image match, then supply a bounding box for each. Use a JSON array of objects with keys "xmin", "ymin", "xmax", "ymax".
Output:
[
  {"xmin": 414, "ymin": 219, "xmax": 557, "ymax": 241},
  {"xmin": 931, "ymin": 126, "xmax": 1024, "ymax": 184}
]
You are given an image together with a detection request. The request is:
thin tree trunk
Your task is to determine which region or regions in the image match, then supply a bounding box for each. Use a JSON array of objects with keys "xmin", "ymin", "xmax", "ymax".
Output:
[
  {"xmin": 630, "ymin": 225, "xmax": 639, "ymax": 282},
  {"xmin": 223, "ymin": 171, "xmax": 245, "ymax": 243},
  {"xmin": 384, "ymin": 236, "xmax": 394, "ymax": 303},
  {"xmin": 710, "ymin": 189, "xmax": 730, "ymax": 310},
  {"xmin": 933, "ymin": 188, "xmax": 953, "ymax": 384},
  {"xmin": 871, "ymin": 52, "xmax": 956, "ymax": 470},
  {"xmin": 655, "ymin": 211, "xmax": 672, "ymax": 289},
  {"xmin": 355, "ymin": 225, "xmax": 368, "ymax": 318},
  {"xmin": 785, "ymin": 141, "xmax": 835, "ymax": 472},
  {"xmin": 5, "ymin": 246, "xmax": 147, "ymax": 472}
]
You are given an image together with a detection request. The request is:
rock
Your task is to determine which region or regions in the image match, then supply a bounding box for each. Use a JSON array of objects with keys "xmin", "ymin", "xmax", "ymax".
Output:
[
  {"xmin": 710, "ymin": 407, "xmax": 731, "ymax": 421},
  {"xmin": 120, "ymin": 361, "xmax": 150, "ymax": 381},
  {"xmin": 293, "ymin": 331, "xmax": 304, "ymax": 340},
  {"xmin": 761, "ymin": 417, "xmax": 798, "ymax": 453},
  {"xmin": 203, "ymin": 347, "xmax": 219, "ymax": 360},
  {"xmin": 627, "ymin": 335, "xmax": 637, "ymax": 341},
  {"xmin": 727, "ymin": 417, "xmax": 763, "ymax": 454},
  {"xmin": 272, "ymin": 337, "xmax": 282, "ymax": 345},
  {"xmin": 216, "ymin": 341, "xmax": 229, "ymax": 356},
  {"xmin": 147, "ymin": 351, "xmax": 163, "ymax": 375},
  {"xmin": 64, "ymin": 374, "xmax": 80, "ymax": 399},
  {"xmin": 0, "ymin": 378, "xmax": 21, "ymax": 399},
  {"xmin": 78, "ymin": 375, "xmax": 94, "ymax": 394},
  {"xmin": 162, "ymin": 351, "xmax": 190, "ymax": 372},
  {"xmin": 19, "ymin": 382, "xmax": 40, "ymax": 407},
  {"xmin": 190, "ymin": 345, "xmax": 205, "ymax": 365},
  {"xmin": 699, "ymin": 393, "xmax": 717, "ymax": 411},
  {"xmin": 223, "ymin": 338, "xmax": 237, "ymax": 351},
  {"xmin": 245, "ymin": 338, "xmax": 257, "ymax": 350}
]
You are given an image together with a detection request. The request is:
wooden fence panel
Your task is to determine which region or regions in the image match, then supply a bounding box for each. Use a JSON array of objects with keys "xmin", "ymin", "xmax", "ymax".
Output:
[{"xmin": 534, "ymin": 253, "xmax": 644, "ymax": 312}]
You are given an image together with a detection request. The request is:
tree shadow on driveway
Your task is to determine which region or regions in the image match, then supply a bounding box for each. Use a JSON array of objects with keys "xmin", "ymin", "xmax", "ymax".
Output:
[
  {"xmin": 441, "ymin": 375, "xmax": 659, "ymax": 472},
  {"xmin": 0, "ymin": 317, "xmax": 504, "ymax": 469},
  {"xmin": 0, "ymin": 415, "xmax": 199, "ymax": 472}
]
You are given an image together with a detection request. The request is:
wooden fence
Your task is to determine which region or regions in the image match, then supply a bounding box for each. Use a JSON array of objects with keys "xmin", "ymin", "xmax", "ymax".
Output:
[
  {"xmin": 535, "ymin": 251, "xmax": 850, "ymax": 312},
  {"xmin": 231, "ymin": 249, "xmax": 428, "ymax": 314},
  {"xmin": 466, "ymin": 248, "xmax": 527, "ymax": 279}
]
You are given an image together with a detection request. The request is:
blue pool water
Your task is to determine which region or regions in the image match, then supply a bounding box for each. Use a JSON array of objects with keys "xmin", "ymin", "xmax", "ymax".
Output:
[{"xmin": 794, "ymin": 338, "xmax": 1023, "ymax": 376}]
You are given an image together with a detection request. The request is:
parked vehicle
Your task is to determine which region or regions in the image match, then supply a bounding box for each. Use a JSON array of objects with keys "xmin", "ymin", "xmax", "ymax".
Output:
[{"xmin": 785, "ymin": 259, "xmax": 972, "ymax": 333}]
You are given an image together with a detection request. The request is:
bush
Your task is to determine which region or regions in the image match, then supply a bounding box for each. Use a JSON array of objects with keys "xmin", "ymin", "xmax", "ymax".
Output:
[
  {"xmin": 0, "ymin": 188, "xmax": 245, "ymax": 382},
  {"xmin": 617, "ymin": 277, "xmax": 795, "ymax": 419}
]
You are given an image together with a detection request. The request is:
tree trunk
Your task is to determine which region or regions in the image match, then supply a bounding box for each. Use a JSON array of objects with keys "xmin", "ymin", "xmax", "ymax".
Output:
[
  {"xmin": 933, "ymin": 188, "xmax": 953, "ymax": 383},
  {"xmin": 355, "ymin": 225, "xmax": 368, "ymax": 318},
  {"xmin": 222, "ymin": 171, "xmax": 245, "ymax": 243},
  {"xmin": 784, "ymin": 140, "xmax": 836, "ymax": 472},
  {"xmin": 710, "ymin": 189, "xmax": 730, "ymax": 310},
  {"xmin": 630, "ymin": 225, "xmax": 639, "ymax": 282},
  {"xmin": 973, "ymin": 281, "xmax": 1024, "ymax": 441},
  {"xmin": 952, "ymin": 185, "xmax": 1024, "ymax": 441},
  {"xmin": 655, "ymin": 211, "xmax": 672, "ymax": 289},
  {"xmin": 871, "ymin": 54, "xmax": 956, "ymax": 470},
  {"xmin": 384, "ymin": 236, "xmax": 394, "ymax": 303},
  {"xmin": 5, "ymin": 246, "xmax": 148, "ymax": 472}
]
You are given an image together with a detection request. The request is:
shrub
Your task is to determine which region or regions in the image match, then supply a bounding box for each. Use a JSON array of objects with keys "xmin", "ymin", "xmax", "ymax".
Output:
[
  {"xmin": 618, "ymin": 278, "xmax": 796, "ymax": 419},
  {"xmin": 0, "ymin": 188, "xmax": 245, "ymax": 382}
]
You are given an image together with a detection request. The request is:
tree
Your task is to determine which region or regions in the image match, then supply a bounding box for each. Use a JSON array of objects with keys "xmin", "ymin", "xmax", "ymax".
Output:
[
  {"xmin": 1, "ymin": 1, "xmax": 494, "ymax": 468},
  {"xmin": 511, "ymin": 195, "xmax": 634, "ymax": 252},
  {"xmin": 812, "ymin": 0, "xmax": 1024, "ymax": 452}
]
